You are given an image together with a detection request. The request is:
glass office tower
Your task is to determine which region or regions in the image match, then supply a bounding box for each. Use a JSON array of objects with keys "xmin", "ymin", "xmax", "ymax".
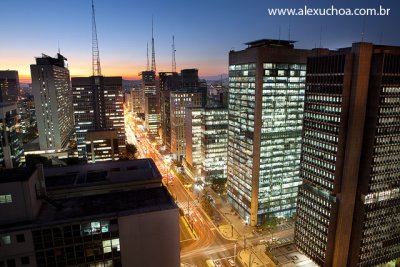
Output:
[{"xmin": 227, "ymin": 39, "xmax": 317, "ymax": 225}]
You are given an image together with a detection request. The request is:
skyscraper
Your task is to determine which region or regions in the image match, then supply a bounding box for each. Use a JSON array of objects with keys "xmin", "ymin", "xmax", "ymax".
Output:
[
  {"xmin": 31, "ymin": 53, "xmax": 75, "ymax": 151},
  {"xmin": 184, "ymin": 106, "xmax": 228, "ymax": 182},
  {"xmin": 71, "ymin": 76, "xmax": 125, "ymax": 159},
  {"xmin": 169, "ymin": 69, "xmax": 206, "ymax": 162},
  {"xmin": 142, "ymin": 71, "xmax": 159, "ymax": 136},
  {"xmin": 295, "ymin": 42, "xmax": 400, "ymax": 267},
  {"xmin": 227, "ymin": 39, "xmax": 318, "ymax": 226},
  {"xmin": 160, "ymin": 72, "xmax": 180, "ymax": 149},
  {"xmin": 0, "ymin": 70, "xmax": 19, "ymax": 103}
]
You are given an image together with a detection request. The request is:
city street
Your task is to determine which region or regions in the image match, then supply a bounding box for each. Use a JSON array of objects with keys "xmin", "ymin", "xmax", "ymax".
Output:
[{"xmin": 124, "ymin": 109, "xmax": 296, "ymax": 267}]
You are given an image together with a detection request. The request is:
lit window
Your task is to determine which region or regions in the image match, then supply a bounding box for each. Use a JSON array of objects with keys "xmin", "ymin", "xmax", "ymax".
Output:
[
  {"xmin": 0, "ymin": 194, "xmax": 12, "ymax": 204},
  {"xmin": 1, "ymin": 235, "xmax": 11, "ymax": 245}
]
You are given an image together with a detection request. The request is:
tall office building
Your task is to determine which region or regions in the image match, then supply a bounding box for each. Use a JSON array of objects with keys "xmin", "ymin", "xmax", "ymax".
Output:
[
  {"xmin": 71, "ymin": 76, "xmax": 125, "ymax": 159},
  {"xmin": 0, "ymin": 70, "xmax": 19, "ymax": 103},
  {"xmin": 170, "ymin": 69, "xmax": 206, "ymax": 162},
  {"xmin": 30, "ymin": 54, "xmax": 75, "ymax": 151},
  {"xmin": 160, "ymin": 72, "xmax": 180, "ymax": 149},
  {"xmin": 141, "ymin": 71, "xmax": 159, "ymax": 136},
  {"xmin": 184, "ymin": 106, "xmax": 228, "ymax": 182},
  {"xmin": 227, "ymin": 39, "xmax": 319, "ymax": 226},
  {"xmin": 295, "ymin": 42, "xmax": 400, "ymax": 267},
  {"xmin": 0, "ymin": 103, "xmax": 24, "ymax": 168}
]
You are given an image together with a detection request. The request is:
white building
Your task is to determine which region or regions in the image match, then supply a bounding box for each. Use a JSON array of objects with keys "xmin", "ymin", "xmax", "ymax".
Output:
[{"xmin": 30, "ymin": 53, "xmax": 75, "ymax": 151}]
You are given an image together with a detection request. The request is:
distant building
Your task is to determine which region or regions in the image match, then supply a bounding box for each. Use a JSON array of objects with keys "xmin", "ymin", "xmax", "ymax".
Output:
[
  {"xmin": 141, "ymin": 71, "xmax": 159, "ymax": 136},
  {"xmin": 131, "ymin": 87, "xmax": 145, "ymax": 115},
  {"xmin": 184, "ymin": 106, "xmax": 228, "ymax": 182},
  {"xmin": 295, "ymin": 42, "xmax": 400, "ymax": 267},
  {"xmin": 159, "ymin": 72, "xmax": 180, "ymax": 150},
  {"xmin": 0, "ymin": 103, "xmax": 24, "ymax": 168},
  {"xmin": 184, "ymin": 107, "xmax": 203, "ymax": 179},
  {"xmin": 0, "ymin": 70, "xmax": 19, "ymax": 103},
  {"xmin": 17, "ymin": 95, "xmax": 36, "ymax": 134},
  {"xmin": 30, "ymin": 54, "xmax": 75, "ymax": 151},
  {"xmin": 85, "ymin": 130, "xmax": 120, "ymax": 163},
  {"xmin": 0, "ymin": 159, "xmax": 180, "ymax": 267},
  {"xmin": 227, "ymin": 39, "xmax": 320, "ymax": 225},
  {"xmin": 71, "ymin": 76, "xmax": 126, "ymax": 160}
]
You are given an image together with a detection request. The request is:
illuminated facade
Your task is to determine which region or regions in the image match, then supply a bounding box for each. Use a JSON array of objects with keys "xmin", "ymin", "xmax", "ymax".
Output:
[
  {"xmin": 0, "ymin": 103, "xmax": 24, "ymax": 168},
  {"xmin": 184, "ymin": 107, "xmax": 203, "ymax": 179},
  {"xmin": 85, "ymin": 130, "xmax": 119, "ymax": 163},
  {"xmin": 170, "ymin": 89, "xmax": 205, "ymax": 162},
  {"xmin": 227, "ymin": 39, "xmax": 317, "ymax": 226},
  {"xmin": 295, "ymin": 42, "xmax": 400, "ymax": 266},
  {"xmin": 184, "ymin": 106, "xmax": 228, "ymax": 182},
  {"xmin": 142, "ymin": 71, "xmax": 159, "ymax": 136},
  {"xmin": 30, "ymin": 53, "xmax": 75, "ymax": 151},
  {"xmin": 71, "ymin": 76, "xmax": 125, "ymax": 160},
  {"xmin": 201, "ymin": 107, "xmax": 228, "ymax": 181},
  {"xmin": 0, "ymin": 70, "xmax": 19, "ymax": 103}
]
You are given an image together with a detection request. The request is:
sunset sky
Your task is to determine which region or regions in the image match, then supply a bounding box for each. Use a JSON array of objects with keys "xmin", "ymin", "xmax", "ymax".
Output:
[{"xmin": 1, "ymin": 0, "xmax": 399, "ymax": 83}]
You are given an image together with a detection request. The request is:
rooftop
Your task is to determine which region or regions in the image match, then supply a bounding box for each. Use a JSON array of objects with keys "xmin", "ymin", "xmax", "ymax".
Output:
[
  {"xmin": 44, "ymin": 159, "xmax": 161, "ymax": 189},
  {"xmin": 1, "ymin": 186, "xmax": 177, "ymax": 231},
  {"xmin": 244, "ymin": 39, "xmax": 296, "ymax": 49},
  {"xmin": 0, "ymin": 167, "xmax": 36, "ymax": 184}
]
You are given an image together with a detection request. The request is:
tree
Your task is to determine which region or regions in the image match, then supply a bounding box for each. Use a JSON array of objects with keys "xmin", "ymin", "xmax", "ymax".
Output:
[{"xmin": 125, "ymin": 144, "xmax": 138, "ymax": 160}]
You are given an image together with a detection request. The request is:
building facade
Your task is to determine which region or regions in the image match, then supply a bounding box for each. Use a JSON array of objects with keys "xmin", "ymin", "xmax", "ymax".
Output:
[
  {"xmin": 170, "ymin": 88, "xmax": 205, "ymax": 162},
  {"xmin": 201, "ymin": 107, "xmax": 228, "ymax": 181},
  {"xmin": 0, "ymin": 103, "xmax": 24, "ymax": 168},
  {"xmin": 71, "ymin": 76, "xmax": 125, "ymax": 160},
  {"xmin": 295, "ymin": 42, "xmax": 400, "ymax": 267},
  {"xmin": 227, "ymin": 39, "xmax": 318, "ymax": 225},
  {"xmin": 141, "ymin": 71, "xmax": 159, "ymax": 136},
  {"xmin": 0, "ymin": 70, "xmax": 19, "ymax": 103},
  {"xmin": 30, "ymin": 54, "xmax": 75, "ymax": 151},
  {"xmin": 160, "ymin": 72, "xmax": 180, "ymax": 149}
]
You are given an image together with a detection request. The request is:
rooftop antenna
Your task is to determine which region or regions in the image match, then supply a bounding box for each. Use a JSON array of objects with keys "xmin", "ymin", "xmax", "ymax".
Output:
[
  {"xmin": 151, "ymin": 16, "xmax": 156, "ymax": 73},
  {"xmin": 288, "ymin": 24, "xmax": 291, "ymax": 41},
  {"xmin": 172, "ymin": 35, "xmax": 176, "ymax": 73},
  {"xmin": 92, "ymin": 0, "xmax": 101, "ymax": 76},
  {"xmin": 146, "ymin": 41, "xmax": 149, "ymax": 71}
]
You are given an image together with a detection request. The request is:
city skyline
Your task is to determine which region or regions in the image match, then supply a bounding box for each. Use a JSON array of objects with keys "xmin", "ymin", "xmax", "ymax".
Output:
[{"xmin": 1, "ymin": 0, "xmax": 400, "ymax": 83}]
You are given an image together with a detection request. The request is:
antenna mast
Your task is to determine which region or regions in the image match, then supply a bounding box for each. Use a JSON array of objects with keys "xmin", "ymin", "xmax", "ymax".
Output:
[
  {"xmin": 172, "ymin": 35, "xmax": 176, "ymax": 73},
  {"xmin": 92, "ymin": 0, "xmax": 101, "ymax": 76},
  {"xmin": 151, "ymin": 17, "xmax": 156, "ymax": 73},
  {"xmin": 146, "ymin": 41, "xmax": 149, "ymax": 71}
]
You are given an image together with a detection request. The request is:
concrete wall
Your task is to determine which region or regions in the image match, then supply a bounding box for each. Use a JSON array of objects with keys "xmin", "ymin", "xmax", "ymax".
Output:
[{"xmin": 119, "ymin": 208, "xmax": 180, "ymax": 267}]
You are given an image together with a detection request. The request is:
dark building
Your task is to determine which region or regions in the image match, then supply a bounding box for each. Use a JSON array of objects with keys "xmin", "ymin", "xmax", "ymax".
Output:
[
  {"xmin": 0, "ymin": 160, "xmax": 180, "ymax": 267},
  {"xmin": 295, "ymin": 42, "xmax": 400, "ymax": 267},
  {"xmin": 0, "ymin": 70, "xmax": 19, "ymax": 103},
  {"xmin": 227, "ymin": 39, "xmax": 322, "ymax": 225},
  {"xmin": 160, "ymin": 72, "xmax": 180, "ymax": 150},
  {"xmin": 71, "ymin": 76, "xmax": 125, "ymax": 160}
]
